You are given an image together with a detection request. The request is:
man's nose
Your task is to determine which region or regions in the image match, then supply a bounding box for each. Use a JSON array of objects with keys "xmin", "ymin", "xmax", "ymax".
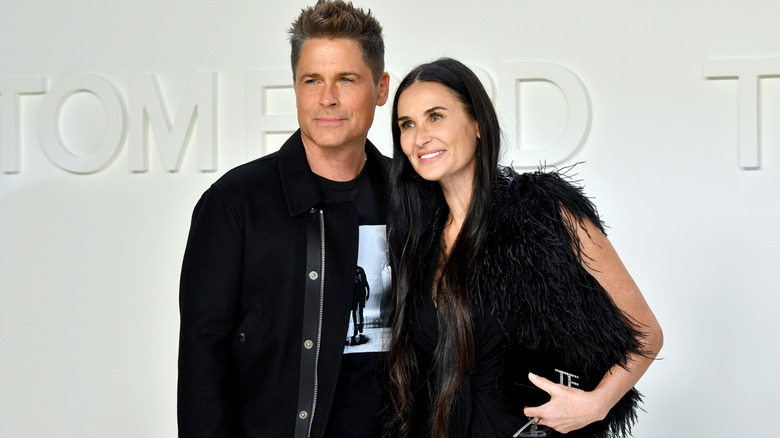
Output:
[{"xmin": 319, "ymin": 83, "xmax": 339, "ymax": 107}]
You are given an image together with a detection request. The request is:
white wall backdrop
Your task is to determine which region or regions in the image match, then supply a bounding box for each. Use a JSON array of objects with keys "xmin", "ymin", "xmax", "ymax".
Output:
[{"xmin": 2, "ymin": 1, "xmax": 779, "ymax": 436}]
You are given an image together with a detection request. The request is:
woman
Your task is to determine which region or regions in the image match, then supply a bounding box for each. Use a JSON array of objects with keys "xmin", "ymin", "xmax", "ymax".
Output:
[{"xmin": 385, "ymin": 58, "xmax": 663, "ymax": 438}]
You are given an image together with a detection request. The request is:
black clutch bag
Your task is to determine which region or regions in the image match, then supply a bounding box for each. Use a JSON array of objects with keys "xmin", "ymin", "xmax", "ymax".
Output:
[{"xmin": 497, "ymin": 347, "xmax": 603, "ymax": 407}]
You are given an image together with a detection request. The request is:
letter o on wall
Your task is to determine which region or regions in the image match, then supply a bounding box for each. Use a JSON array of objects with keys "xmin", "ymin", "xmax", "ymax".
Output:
[{"xmin": 37, "ymin": 74, "xmax": 126, "ymax": 174}]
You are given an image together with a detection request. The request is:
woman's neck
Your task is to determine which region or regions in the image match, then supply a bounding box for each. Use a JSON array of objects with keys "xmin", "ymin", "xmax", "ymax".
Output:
[
  {"xmin": 440, "ymin": 190, "xmax": 471, "ymax": 256},
  {"xmin": 439, "ymin": 170, "xmax": 474, "ymax": 247}
]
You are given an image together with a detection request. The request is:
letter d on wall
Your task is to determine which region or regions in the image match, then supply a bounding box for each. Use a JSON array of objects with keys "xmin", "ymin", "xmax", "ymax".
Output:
[{"xmin": 499, "ymin": 62, "xmax": 591, "ymax": 167}]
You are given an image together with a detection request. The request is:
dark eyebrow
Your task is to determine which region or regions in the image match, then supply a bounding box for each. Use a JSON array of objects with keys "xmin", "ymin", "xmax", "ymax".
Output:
[
  {"xmin": 299, "ymin": 71, "xmax": 361, "ymax": 79},
  {"xmin": 424, "ymin": 106, "xmax": 448, "ymax": 115},
  {"xmin": 397, "ymin": 106, "xmax": 448, "ymax": 123}
]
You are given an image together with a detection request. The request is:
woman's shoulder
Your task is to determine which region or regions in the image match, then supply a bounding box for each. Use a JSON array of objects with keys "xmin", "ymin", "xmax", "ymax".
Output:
[
  {"xmin": 498, "ymin": 166, "xmax": 584, "ymax": 195},
  {"xmin": 492, "ymin": 165, "xmax": 604, "ymax": 231},
  {"xmin": 494, "ymin": 166, "xmax": 588, "ymax": 206}
]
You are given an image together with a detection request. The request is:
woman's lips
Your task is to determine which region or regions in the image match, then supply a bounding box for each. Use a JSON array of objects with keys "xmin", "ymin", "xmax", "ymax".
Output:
[{"xmin": 419, "ymin": 150, "xmax": 444, "ymax": 160}]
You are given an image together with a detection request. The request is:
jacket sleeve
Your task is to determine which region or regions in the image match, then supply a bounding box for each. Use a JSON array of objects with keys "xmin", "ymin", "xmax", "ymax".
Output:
[{"xmin": 178, "ymin": 185, "xmax": 243, "ymax": 437}]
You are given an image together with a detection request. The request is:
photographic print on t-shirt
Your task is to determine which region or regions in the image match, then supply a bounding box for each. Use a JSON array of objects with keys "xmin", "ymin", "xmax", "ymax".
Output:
[{"xmin": 343, "ymin": 224, "xmax": 391, "ymax": 354}]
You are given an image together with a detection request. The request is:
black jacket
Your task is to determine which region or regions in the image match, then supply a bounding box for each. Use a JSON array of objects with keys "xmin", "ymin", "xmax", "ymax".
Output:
[{"xmin": 178, "ymin": 131, "xmax": 390, "ymax": 438}]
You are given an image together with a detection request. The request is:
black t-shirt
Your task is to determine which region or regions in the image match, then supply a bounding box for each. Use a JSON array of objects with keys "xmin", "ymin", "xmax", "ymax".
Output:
[{"xmin": 316, "ymin": 164, "xmax": 390, "ymax": 438}]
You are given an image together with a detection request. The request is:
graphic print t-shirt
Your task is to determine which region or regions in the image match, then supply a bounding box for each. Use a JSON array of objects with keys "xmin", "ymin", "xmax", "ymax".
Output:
[{"xmin": 315, "ymin": 166, "xmax": 390, "ymax": 438}]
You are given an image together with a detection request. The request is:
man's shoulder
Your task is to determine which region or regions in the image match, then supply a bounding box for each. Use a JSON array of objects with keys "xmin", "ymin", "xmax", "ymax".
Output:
[
  {"xmin": 212, "ymin": 152, "xmax": 281, "ymax": 192},
  {"xmin": 194, "ymin": 153, "xmax": 286, "ymax": 214},
  {"xmin": 365, "ymin": 139, "xmax": 391, "ymax": 168}
]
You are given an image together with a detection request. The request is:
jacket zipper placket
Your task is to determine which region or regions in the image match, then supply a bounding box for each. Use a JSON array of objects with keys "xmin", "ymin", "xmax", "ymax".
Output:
[{"xmin": 307, "ymin": 209, "xmax": 325, "ymax": 438}]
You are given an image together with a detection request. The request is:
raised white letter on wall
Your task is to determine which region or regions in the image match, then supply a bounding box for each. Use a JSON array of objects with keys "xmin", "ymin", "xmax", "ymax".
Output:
[
  {"xmin": 246, "ymin": 69, "xmax": 298, "ymax": 159},
  {"xmin": 703, "ymin": 58, "xmax": 780, "ymax": 169},
  {"xmin": 37, "ymin": 74, "xmax": 126, "ymax": 174},
  {"xmin": 499, "ymin": 62, "xmax": 591, "ymax": 168},
  {"xmin": 129, "ymin": 72, "xmax": 217, "ymax": 172},
  {"xmin": 0, "ymin": 77, "xmax": 46, "ymax": 174}
]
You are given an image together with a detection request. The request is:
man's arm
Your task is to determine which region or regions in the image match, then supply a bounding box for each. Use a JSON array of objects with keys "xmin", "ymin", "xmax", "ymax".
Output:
[
  {"xmin": 361, "ymin": 267, "xmax": 370, "ymax": 300},
  {"xmin": 178, "ymin": 186, "xmax": 243, "ymax": 437}
]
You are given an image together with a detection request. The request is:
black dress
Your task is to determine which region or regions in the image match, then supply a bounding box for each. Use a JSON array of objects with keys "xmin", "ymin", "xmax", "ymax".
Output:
[{"xmin": 412, "ymin": 290, "xmax": 531, "ymax": 438}]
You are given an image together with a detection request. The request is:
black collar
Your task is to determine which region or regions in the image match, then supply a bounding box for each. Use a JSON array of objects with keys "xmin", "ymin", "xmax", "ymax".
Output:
[{"xmin": 277, "ymin": 130, "xmax": 390, "ymax": 217}]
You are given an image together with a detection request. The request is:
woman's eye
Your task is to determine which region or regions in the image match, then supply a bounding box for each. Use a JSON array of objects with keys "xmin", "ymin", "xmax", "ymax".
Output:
[
  {"xmin": 400, "ymin": 121, "xmax": 414, "ymax": 130},
  {"xmin": 430, "ymin": 113, "xmax": 442, "ymax": 121}
]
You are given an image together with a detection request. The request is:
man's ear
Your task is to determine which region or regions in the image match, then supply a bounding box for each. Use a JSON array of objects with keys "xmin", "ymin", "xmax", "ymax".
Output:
[{"xmin": 376, "ymin": 72, "xmax": 390, "ymax": 106}]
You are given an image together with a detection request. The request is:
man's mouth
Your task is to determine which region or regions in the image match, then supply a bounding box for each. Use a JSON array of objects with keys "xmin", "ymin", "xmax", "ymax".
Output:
[{"xmin": 315, "ymin": 116, "xmax": 347, "ymax": 124}]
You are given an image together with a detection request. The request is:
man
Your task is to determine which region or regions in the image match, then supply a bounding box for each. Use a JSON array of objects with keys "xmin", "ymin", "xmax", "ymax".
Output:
[
  {"xmin": 177, "ymin": 1, "xmax": 391, "ymax": 437},
  {"xmin": 349, "ymin": 266, "xmax": 370, "ymax": 345}
]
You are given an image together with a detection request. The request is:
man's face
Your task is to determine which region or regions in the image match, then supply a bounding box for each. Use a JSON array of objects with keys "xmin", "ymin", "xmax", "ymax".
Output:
[{"xmin": 293, "ymin": 38, "xmax": 389, "ymax": 152}]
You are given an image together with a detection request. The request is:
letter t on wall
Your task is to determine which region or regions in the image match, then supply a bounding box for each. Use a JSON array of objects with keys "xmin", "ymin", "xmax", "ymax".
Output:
[
  {"xmin": 0, "ymin": 77, "xmax": 46, "ymax": 174},
  {"xmin": 703, "ymin": 58, "xmax": 780, "ymax": 169}
]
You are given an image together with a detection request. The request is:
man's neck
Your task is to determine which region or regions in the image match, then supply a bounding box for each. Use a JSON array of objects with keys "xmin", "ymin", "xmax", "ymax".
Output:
[{"xmin": 302, "ymin": 139, "xmax": 367, "ymax": 182}]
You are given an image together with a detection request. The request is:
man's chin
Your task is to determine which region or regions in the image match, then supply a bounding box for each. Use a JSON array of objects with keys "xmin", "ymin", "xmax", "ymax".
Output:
[{"xmin": 302, "ymin": 131, "xmax": 353, "ymax": 150}]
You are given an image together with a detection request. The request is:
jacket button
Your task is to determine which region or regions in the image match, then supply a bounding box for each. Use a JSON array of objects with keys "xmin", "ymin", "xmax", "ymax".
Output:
[
  {"xmin": 236, "ymin": 332, "xmax": 246, "ymax": 342},
  {"xmin": 298, "ymin": 410, "xmax": 308, "ymax": 419},
  {"xmin": 304, "ymin": 339, "xmax": 313, "ymax": 349},
  {"xmin": 309, "ymin": 207, "xmax": 317, "ymax": 214},
  {"xmin": 308, "ymin": 271, "xmax": 318, "ymax": 280}
]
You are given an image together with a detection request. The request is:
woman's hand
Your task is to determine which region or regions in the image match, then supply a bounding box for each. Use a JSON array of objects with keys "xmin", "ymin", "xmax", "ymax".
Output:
[
  {"xmin": 522, "ymin": 372, "xmax": 609, "ymax": 434},
  {"xmin": 522, "ymin": 214, "xmax": 664, "ymax": 433}
]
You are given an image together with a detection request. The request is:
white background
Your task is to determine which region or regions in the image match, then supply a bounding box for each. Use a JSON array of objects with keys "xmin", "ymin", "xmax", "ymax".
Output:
[{"xmin": 2, "ymin": 1, "xmax": 779, "ymax": 436}]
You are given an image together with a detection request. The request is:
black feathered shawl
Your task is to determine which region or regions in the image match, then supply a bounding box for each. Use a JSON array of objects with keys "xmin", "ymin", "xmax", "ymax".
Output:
[{"xmin": 467, "ymin": 167, "xmax": 646, "ymax": 438}]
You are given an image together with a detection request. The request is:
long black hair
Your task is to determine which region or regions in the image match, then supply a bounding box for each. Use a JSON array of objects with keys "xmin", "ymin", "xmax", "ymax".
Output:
[{"xmin": 386, "ymin": 58, "xmax": 501, "ymax": 438}]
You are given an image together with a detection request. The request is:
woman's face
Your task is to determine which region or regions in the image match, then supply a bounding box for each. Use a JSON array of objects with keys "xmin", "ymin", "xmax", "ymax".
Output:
[{"xmin": 396, "ymin": 81, "xmax": 480, "ymax": 187}]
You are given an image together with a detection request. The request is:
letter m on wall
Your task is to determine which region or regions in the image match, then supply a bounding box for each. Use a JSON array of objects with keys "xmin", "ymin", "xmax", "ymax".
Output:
[{"xmin": 128, "ymin": 72, "xmax": 217, "ymax": 172}]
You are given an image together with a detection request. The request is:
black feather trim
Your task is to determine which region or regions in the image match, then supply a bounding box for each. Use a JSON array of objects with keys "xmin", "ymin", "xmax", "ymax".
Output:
[{"xmin": 469, "ymin": 166, "xmax": 646, "ymax": 437}]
